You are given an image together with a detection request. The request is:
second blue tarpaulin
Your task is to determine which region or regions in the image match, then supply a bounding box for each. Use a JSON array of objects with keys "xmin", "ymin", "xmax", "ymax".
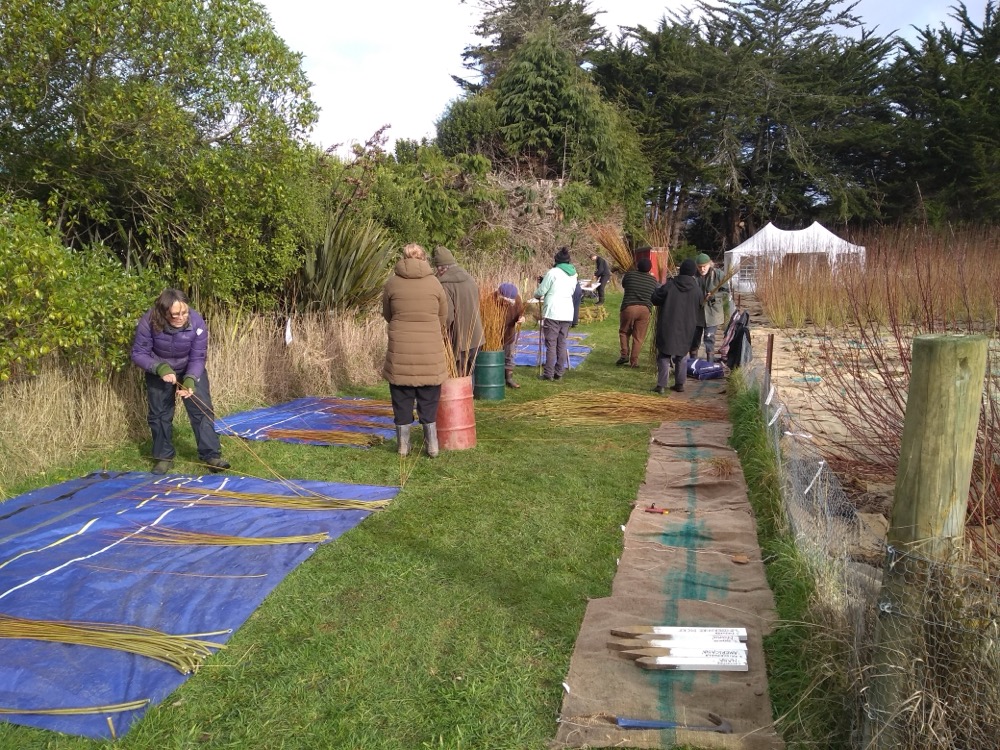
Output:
[
  {"xmin": 513, "ymin": 330, "xmax": 592, "ymax": 369},
  {"xmin": 215, "ymin": 396, "xmax": 395, "ymax": 446}
]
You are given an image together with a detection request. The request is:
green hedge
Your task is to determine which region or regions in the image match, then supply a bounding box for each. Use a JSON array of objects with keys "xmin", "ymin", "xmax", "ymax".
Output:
[{"xmin": 0, "ymin": 199, "xmax": 159, "ymax": 381}]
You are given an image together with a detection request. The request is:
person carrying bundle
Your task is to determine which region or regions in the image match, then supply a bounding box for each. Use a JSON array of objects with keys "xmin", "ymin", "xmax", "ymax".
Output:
[{"xmin": 690, "ymin": 252, "xmax": 730, "ymax": 362}]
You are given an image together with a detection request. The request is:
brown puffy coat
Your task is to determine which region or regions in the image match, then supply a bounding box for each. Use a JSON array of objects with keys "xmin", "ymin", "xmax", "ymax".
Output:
[{"xmin": 382, "ymin": 257, "xmax": 449, "ymax": 386}]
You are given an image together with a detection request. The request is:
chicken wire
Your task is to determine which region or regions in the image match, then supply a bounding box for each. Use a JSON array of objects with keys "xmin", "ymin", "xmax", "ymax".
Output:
[{"xmin": 743, "ymin": 362, "xmax": 1000, "ymax": 750}]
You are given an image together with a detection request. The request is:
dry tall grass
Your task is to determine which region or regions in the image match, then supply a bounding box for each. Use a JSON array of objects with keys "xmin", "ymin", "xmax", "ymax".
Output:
[
  {"xmin": 0, "ymin": 365, "xmax": 146, "ymax": 497},
  {"xmin": 0, "ymin": 309, "xmax": 388, "ymax": 497},
  {"xmin": 754, "ymin": 227, "xmax": 1000, "ymax": 330}
]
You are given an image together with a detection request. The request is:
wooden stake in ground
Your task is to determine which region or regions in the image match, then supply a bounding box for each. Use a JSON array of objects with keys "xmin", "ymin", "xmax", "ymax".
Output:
[{"xmin": 864, "ymin": 334, "xmax": 988, "ymax": 749}]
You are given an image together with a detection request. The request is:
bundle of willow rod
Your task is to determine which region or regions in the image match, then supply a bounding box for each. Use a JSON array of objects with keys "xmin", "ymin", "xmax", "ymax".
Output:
[
  {"xmin": 140, "ymin": 487, "xmax": 390, "ymax": 511},
  {"xmin": 318, "ymin": 398, "xmax": 395, "ymax": 417},
  {"xmin": 443, "ymin": 330, "xmax": 461, "ymax": 378},
  {"xmin": 264, "ymin": 428, "xmax": 384, "ymax": 447},
  {"xmin": 643, "ymin": 215, "xmax": 671, "ymax": 250},
  {"xmin": 0, "ymin": 614, "xmax": 225, "ymax": 674},
  {"xmin": 479, "ymin": 288, "xmax": 507, "ymax": 351},
  {"xmin": 586, "ymin": 222, "xmax": 634, "ymax": 271},
  {"xmin": 504, "ymin": 390, "xmax": 729, "ymax": 424},
  {"xmin": 112, "ymin": 526, "xmax": 329, "ymax": 546},
  {"xmin": 322, "ymin": 414, "xmax": 394, "ymax": 430},
  {"xmin": 0, "ymin": 699, "xmax": 150, "ymax": 716},
  {"xmin": 709, "ymin": 261, "xmax": 740, "ymax": 296}
]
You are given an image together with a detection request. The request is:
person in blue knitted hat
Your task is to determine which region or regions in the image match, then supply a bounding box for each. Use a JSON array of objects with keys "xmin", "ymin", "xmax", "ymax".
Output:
[{"xmin": 495, "ymin": 282, "xmax": 525, "ymax": 388}]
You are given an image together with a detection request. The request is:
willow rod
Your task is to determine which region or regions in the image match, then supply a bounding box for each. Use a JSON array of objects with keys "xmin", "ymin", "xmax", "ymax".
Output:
[
  {"xmin": 112, "ymin": 527, "xmax": 329, "ymax": 546},
  {"xmin": 136, "ymin": 488, "xmax": 390, "ymax": 511},
  {"xmin": 0, "ymin": 699, "xmax": 150, "ymax": 716},
  {"xmin": 0, "ymin": 614, "xmax": 226, "ymax": 674}
]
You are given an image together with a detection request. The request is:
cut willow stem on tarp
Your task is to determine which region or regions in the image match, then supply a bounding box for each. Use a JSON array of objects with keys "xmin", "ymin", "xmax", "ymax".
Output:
[
  {"xmin": 138, "ymin": 488, "xmax": 391, "ymax": 511},
  {"xmin": 317, "ymin": 398, "xmax": 395, "ymax": 417},
  {"xmin": 0, "ymin": 699, "xmax": 151, "ymax": 716},
  {"xmin": 0, "ymin": 614, "xmax": 226, "ymax": 674},
  {"xmin": 504, "ymin": 390, "xmax": 729, "ymax": 424},
  {"xmin": 263, "ymin": 428, "xmax": 384, "ymax": 447},
  {"xmin": 111, "ymin": 527, "xmax": 329, "ymax": 546},
  {"xmin": 312, "ymin": 414, "xmax": 392, "ymax": 430}
]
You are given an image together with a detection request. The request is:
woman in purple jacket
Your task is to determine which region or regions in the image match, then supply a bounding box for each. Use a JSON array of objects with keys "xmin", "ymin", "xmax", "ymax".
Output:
[{"xmin": 131, "ymin": 289, "xmax": 230, "ymax": 475}]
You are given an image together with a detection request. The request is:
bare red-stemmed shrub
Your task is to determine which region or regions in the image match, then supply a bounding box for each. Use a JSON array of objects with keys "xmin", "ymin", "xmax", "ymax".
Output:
[{"xmin": 798, "ymin": 226, "xmax": 1000, "ymax": 558}]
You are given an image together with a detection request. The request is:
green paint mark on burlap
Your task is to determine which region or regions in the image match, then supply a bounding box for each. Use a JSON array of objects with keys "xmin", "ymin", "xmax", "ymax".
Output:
[{"xmin": 652, "ymin": 423, "xmax": 733, "ymax": 727}]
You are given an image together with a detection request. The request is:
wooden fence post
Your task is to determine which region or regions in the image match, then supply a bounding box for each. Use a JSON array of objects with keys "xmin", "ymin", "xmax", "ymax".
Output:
[{"xmin": 865, "ymin": 334, "xmax": 987, "ymax": 748}]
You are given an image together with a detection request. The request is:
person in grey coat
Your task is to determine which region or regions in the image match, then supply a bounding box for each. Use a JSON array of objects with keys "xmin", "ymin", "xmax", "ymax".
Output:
[
  {"xmin": 690, "ymin": 252, "xmax": 730, "ymax": 362},
  {"xmin": 130, "ymin": 289, "xmax": 230, "ymax": 474},
  {"xmin": 651, "ymin": 259, "xmax": 702, "ymax": 393},
  {"xmin": 432, "ymin": 245, "xmax": 484, "ymax": 376}
]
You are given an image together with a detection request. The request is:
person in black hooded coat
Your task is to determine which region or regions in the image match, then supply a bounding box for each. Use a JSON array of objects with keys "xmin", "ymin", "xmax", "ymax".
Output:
[{"xmin": 650, "ymin": 258, "xmax": 702, "ymax": 393}]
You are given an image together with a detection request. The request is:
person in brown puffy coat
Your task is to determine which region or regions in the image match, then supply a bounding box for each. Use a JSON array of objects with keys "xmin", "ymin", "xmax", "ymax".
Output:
[{"xmin": 382, "ymin": 244, "xmax": 449, "ymax": 457}]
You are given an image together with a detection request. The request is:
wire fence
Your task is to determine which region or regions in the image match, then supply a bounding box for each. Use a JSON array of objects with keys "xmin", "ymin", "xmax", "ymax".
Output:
[{"xmin": 744, "ymin": 361, "xmax": 1000, "ymax": 750}]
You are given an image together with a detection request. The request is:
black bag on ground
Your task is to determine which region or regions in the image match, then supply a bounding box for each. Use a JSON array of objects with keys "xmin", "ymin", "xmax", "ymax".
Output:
[{"xmin": 687, "ymin": 358, "xmax": 726, "ymax": 380}]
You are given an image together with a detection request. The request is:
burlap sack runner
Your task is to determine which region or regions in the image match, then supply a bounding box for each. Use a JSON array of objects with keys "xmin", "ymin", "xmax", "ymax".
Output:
[{"xmin": 552, "ymin": 417, "xmax": 783, "ymax": 750}]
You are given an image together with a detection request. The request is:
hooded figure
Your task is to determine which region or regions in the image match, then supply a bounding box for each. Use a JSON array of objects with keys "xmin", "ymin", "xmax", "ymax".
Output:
[
  {"xmin": 432, "ymin": 246, "xmax": 484, "ymax": 376},
  {"xmin": 382, "ymin": 244, "xmax": 449, "ymax": 457},
  {"xmin": 650, "ymin": 258, "xmax": 702, "ymax": 393},
  {"xmin": 533, "ymin": 247, "xmax": 578, "ymax": 380}
]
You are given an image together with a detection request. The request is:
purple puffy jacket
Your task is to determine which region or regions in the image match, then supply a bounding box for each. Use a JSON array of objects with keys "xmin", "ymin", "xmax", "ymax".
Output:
[{"xmin": 130, "ymin": 308, "xmax": 209, "ymax": 381}]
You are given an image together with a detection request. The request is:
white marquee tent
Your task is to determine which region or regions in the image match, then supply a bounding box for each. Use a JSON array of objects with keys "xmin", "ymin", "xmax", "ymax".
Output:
[{"xmin": 724, "ymin": 221, "xmax": 865, "ymax": 294}]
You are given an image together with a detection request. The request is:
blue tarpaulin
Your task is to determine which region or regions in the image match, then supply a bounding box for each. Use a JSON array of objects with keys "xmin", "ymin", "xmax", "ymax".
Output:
[
  {"xmin": 513, "ymin": 330, "xmax": 592, "ymax": 368},
  {"xmin": 0, "ymin": 470, "xmax": 397, "ymax": 740},
  {"xmin": 215, "ymin": 396, "xmax": 395, "ymax": 446}
]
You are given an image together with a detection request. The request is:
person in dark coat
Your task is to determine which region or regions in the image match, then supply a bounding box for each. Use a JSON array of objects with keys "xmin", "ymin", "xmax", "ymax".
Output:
[
  {"xmin": 432, "ymin": 246, "xmax": 483, "ymax": 377},
  {"xmin": 650, "ymin": 258, "xmax": 702, "ymax": 393},
  {"xmin": 590, "ymin": 253, "xmax": 612, "ymax": 304},
  {"xmin": 131, "ymin": 289, "xmax": 230, "ymax": 475},
  {"xmin": 382, "ymin": 244, "xmax": 449, "ymax": 457}
]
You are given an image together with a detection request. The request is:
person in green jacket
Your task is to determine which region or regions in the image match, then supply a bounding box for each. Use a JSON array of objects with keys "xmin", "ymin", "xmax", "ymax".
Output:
[
  {"xmin": 690, "ymin": 252, "xmax": 730, "ymax": 362},
  {"xmin": 616, "ymin": 257, "xmax": 658, "ymax": 367}
]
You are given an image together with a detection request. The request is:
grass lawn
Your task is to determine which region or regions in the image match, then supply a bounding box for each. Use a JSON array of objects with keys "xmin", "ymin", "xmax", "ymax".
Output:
[{"xmin": 1, "ymin": 294, "xmax": 671, "ymax": 750}]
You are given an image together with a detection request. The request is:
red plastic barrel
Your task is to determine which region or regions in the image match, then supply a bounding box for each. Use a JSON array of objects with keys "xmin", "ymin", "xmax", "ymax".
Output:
[{"xmin": 437, "ymin": 376, "xmax": 477, "ymax": 451}]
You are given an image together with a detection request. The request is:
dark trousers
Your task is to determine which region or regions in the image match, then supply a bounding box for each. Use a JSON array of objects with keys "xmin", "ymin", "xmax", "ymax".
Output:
[
  {"xmin": 504, "ymin": 337, "xmax": 517, "ymax": 372},
  {"xmin": 145, "ymin": 371, "xmax": 222, "ymax": 461},
  {"xmin": 389, "ymin": 384, "xmax": 442, "ymax": 425},
  {"xmin": 619, "ymin": 305, "xmax": 651, "ymax": 365},
  {"xmin": 656, "ymin": 353, "xmax": 688, "ymax": 389},
  {"xmin": 596, "ymin": 276, "xmax": 611, "ymax": 304},
  {"xmin": 690, "ymin": 325, "xmax": 718, "ymax": 360},
  {"xmin": 541, "ymin": 319, "xmax": 571, "ymax": 378}
]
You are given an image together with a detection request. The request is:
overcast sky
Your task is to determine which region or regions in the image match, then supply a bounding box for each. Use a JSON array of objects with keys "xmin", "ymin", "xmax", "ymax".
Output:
[{"xmin": 258, "ymin": 0, "xmax": 988, "ymax": 155}]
